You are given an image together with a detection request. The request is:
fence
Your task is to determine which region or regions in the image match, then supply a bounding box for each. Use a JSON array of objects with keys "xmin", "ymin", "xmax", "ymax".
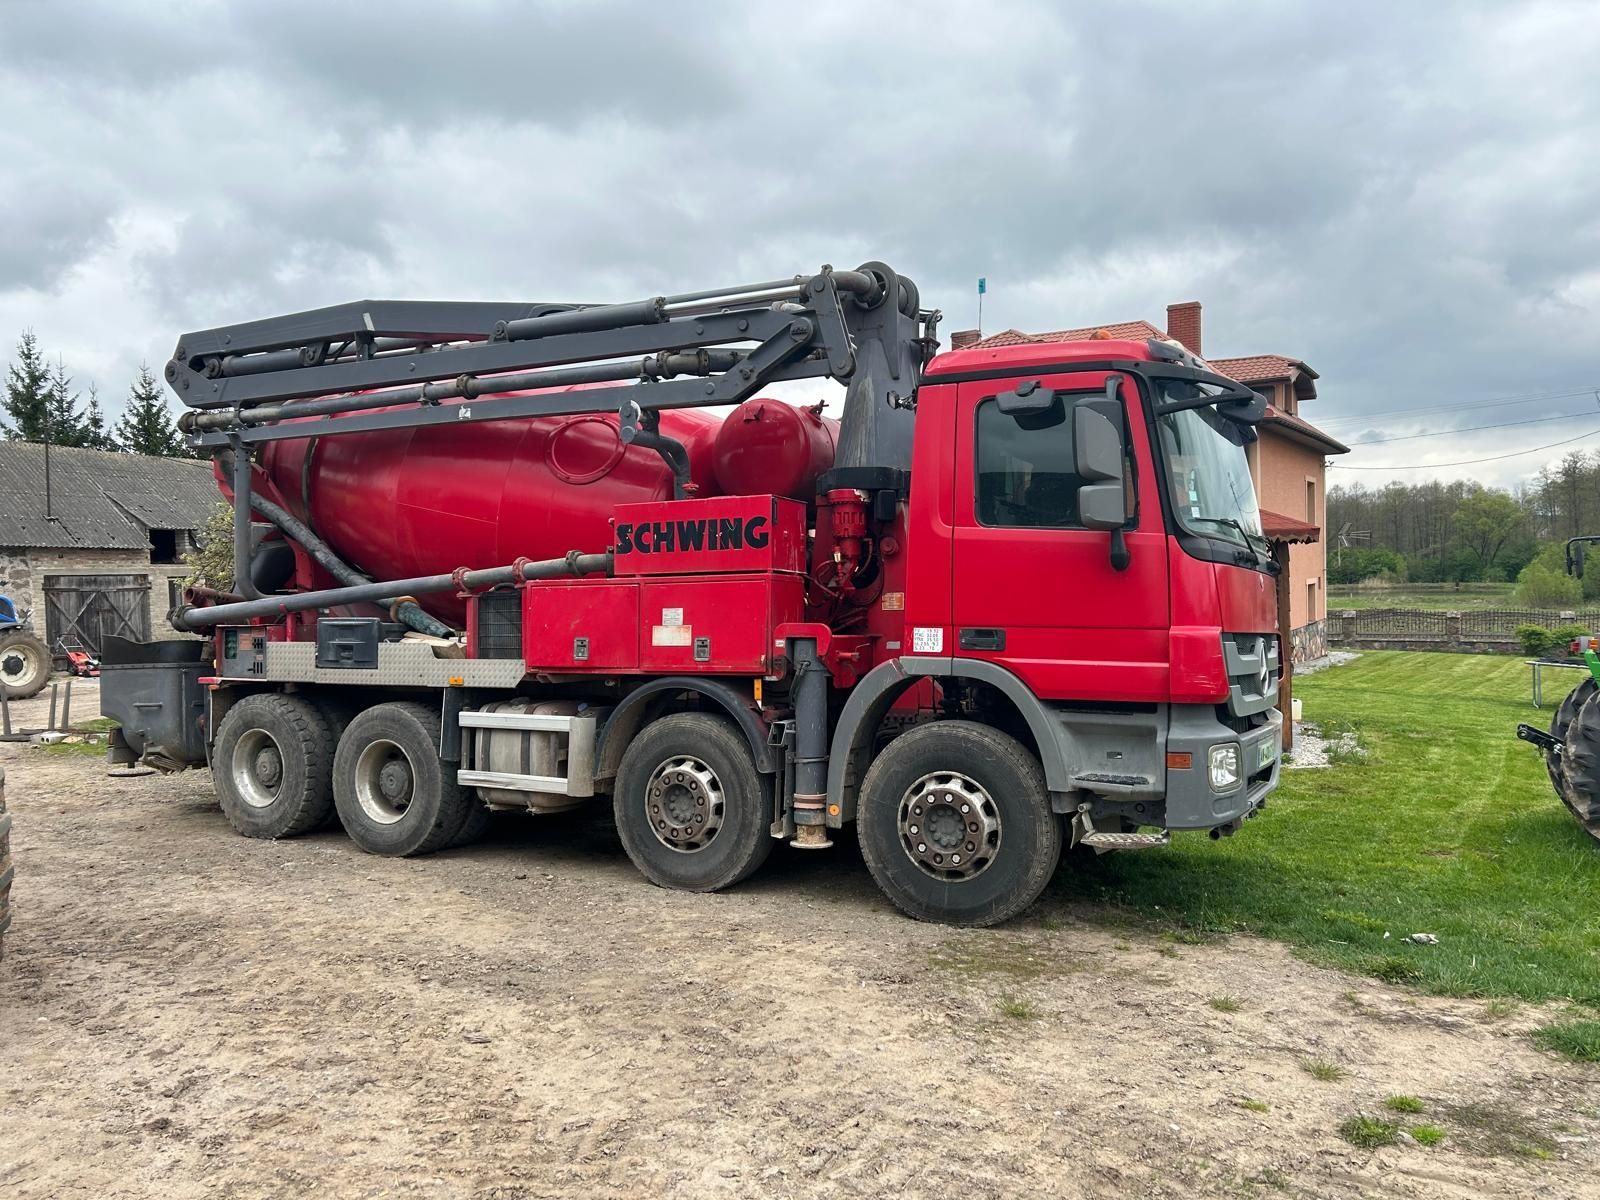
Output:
[{"xmin": 1330, "ymin": 607, "xmax": 1600, "ymax": 654}]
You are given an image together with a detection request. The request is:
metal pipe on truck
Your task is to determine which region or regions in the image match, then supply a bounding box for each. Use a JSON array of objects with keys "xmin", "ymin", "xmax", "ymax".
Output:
[{"xmin": 171, "ymin": 552, "xmax": 614, "ymax": 630}]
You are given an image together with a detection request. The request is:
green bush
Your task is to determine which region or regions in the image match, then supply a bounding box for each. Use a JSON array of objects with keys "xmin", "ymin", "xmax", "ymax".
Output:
[
  {"xmin": 1514, "ymin": 561, "xmax": 1582, "ymax": 609},
  {"xmin": 1517, "ymin": 624, "xmax": 1555, "ymax": 657},
  {"xmin": 1552, "ymin": 623, "xmax": 1591, "ymax": 653}
]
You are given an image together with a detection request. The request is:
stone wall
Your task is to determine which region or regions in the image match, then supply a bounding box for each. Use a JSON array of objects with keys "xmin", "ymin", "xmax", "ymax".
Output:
[{"xmin": 1289, "ymin": 619, "xmax": 1328, "ymax": 663}]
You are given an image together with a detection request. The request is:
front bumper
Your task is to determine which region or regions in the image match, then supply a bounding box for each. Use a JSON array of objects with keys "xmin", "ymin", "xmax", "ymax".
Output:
[{"xmin": 1164, "ymin": 705, "xmax": 1282, "ymax": 829}]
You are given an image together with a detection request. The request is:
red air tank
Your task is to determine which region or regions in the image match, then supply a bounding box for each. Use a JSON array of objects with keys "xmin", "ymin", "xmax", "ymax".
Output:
[
  {"xmin": 711, "ymin": 398, "xmax": 838, "ymax": 501},
  {"xmin": 247, "ymin": 390, "xmax": 836, "ymax": 625}
]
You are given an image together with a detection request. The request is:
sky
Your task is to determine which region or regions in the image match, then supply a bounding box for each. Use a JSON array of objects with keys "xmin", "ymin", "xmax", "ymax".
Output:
[{"xmin": 2, "ymin": 0, "xmax": 1598, "ymax": 489}]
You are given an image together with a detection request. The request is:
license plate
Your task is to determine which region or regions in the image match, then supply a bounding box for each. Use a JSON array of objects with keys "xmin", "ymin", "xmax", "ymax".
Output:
[{"xmin": 1256, "ymin": 739, "xmax": 1278, "ymax": 771}]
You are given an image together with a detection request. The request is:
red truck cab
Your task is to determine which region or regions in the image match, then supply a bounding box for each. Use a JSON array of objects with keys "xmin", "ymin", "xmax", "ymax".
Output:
[{"xmin": 825, "ymin": 336, "xmax": 1282, "ymax": 851}]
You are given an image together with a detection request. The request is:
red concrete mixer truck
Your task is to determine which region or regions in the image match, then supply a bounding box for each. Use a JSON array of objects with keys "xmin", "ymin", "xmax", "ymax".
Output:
[{"xmin": 99, "ymin": 262, "xmax": 1282, "ymax": 926}]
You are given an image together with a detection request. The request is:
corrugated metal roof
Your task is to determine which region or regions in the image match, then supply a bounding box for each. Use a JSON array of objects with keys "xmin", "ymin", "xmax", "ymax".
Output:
[{"xmin": 0, "ymin": 442, "xmax": 217, "ymax": 549}]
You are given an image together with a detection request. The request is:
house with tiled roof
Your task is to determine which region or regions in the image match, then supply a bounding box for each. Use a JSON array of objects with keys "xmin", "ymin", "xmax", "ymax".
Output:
[
  {"xmin": 0, "ymin": 442, "xmax": 217, "ymax": 654},
  {"xmin": 952, "ymin": 303, "xmax": 1348, "ymax": 665}
]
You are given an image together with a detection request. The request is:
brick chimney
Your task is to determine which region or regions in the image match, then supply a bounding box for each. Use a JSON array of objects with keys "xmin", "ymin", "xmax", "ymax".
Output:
[
  {"xmin": 950, "ymin": 328, "xmax": 982, "ymax": 350},
  {"xmin": 1165, "ymin": 301, "xmax": 1202, "ymax": 356}
]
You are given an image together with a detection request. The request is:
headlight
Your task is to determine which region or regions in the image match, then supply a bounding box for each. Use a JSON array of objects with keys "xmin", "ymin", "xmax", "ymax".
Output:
[{"xmin": 1208, "ymin": 743, "xmax": 1241, "ymax": 791}]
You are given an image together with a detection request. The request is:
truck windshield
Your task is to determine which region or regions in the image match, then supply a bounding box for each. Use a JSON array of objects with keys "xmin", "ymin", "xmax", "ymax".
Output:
[{"xmin": 1153, "ymin": 382, "xmax": 1265, "ymax": 553}]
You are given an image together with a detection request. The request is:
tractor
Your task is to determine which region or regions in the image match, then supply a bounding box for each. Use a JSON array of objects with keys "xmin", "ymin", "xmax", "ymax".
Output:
[
  {"xmin": 0, "ymin": 595, "xmax": 51, "ymax": 700},
  {"xmin": 1516, "ymin": 536, "xmax": 1600, "ymax": 843}
]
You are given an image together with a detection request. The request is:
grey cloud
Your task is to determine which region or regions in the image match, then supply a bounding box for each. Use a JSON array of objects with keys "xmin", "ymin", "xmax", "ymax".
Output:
[{"xmin": 0, "ymin": 0, "xmax": 1597, "ymax": 493}]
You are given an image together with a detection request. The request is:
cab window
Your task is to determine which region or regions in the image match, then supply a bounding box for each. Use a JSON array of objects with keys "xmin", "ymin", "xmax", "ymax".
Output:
[{"xmin": 975, "ymin": 393, "xmax": 1134, "ymax": 529}]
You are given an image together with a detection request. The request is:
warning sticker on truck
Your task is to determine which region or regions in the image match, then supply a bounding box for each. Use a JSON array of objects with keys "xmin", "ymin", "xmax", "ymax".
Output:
[
  {"xmin": 652, "ymin": 625, "xmax": 694, "ymax": 647},
  {"xmin": 911, "ymin": 626, "xmax": 944, "ymax": 654}
]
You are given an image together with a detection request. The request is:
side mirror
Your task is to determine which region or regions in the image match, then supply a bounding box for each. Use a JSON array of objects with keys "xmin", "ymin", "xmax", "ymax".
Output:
[
  {"xmin": 1073, "ymin": 401, "xmax": 1131, "ymax": 571},
  {"xmin": 1218, "ymin": 389, "xmax": 1268, "ymax": 424},
  {"xmin": 1073, "ymin": 405, "xmax": 1125, "ymax": 532},
  {"xmin": 1572, "ymin": 542, "xmax": 1587, "ymax": 579}
]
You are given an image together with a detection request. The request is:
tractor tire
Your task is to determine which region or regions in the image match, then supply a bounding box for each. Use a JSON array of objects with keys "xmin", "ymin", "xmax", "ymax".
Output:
[
  {"xmin": 857, "ymin": 721, "xmax": 1061, "ymax": 927},
  {"xmin": 0, "ymin": 631, "xmax": 50, "ymax": 700},
  {"xmin": 1548, "ymin": 678, "xmax": 1596, "ymax": 796},
  {"xmin": 0, "ymin": 765, "xmax": 12, "ymax": 962},
  {"xmin": 333, "ymin": 701, "xmax": 468, "ymax": 857},
  {"xmin": 613, "ymin": 713, "xmax": 772, "ymax": 892},
  {"xmin": 1558, "ymin": 684, "xmax": 1600, "ymax": 844},
  {"xmin": 213, "ymin": 694, "xmax": 338, "ymax": 839}
]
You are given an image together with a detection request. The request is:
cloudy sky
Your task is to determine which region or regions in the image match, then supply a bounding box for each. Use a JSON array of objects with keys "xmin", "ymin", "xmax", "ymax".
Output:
[{"xmin": 3, "ymin": 1, "xmax": 1598, "ymax": 489}]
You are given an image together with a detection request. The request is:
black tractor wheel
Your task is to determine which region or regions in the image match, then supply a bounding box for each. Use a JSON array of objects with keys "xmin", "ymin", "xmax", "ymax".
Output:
[
  {"xmin": 0, "ymin": 631, "xmax": 50, "ymax": 700},
  {"xmin": 1547, "ymin": 678, "xmax": 1596, "ymax": 796},
  {"xmin": 212, "ymin": 694, "xmax": 337, "ymax": 839},
  {"xmin": 1558, "ymin": 685, "xmax": 1600, "ymax": 843},
  {"xmin": 333, "ymin": 701, "xmax": 468, "ymax": 857},
  {"xmin": 613, "ymin": 713, "xmax": 772, "ymax": 892},
  {"xmin": 857, "ymin": 721, "xmax": 1061, "ymax": 927},
  {"xmin": 1, "ymin": 764, "xmax": 12, "ymax": 961}
]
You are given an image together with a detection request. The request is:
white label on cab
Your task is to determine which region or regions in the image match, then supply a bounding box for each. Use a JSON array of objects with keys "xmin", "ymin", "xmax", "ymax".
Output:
[
  {"xmin": 662, "ymin": 608, "xmax": 684, "ymax": 627},
  {"xmin": 911, "ymin": 626, "xmax": 944, "ymax": 654}
]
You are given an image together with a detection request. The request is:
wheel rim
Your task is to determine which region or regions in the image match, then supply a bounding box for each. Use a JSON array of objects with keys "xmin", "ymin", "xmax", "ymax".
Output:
[
  {"xmin": 897, "ymin": 771, "xmax": 1002, "ymax": 881},
  {"xmin": 0, "ymin": 645, "xmax": 42, "ymax": 691},
  {"xmin": 353, "ymin": 737, "xmax": 415, "ymax": 825},
  {"xmin": 644, "ymin": 754, "xmax": 724, "ymax": 853},
  {"xmin": 232, "ymin": 727, "xmax": 286, "ymax": 809}
]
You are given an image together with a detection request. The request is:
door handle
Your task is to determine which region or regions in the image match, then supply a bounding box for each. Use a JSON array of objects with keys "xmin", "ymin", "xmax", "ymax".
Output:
[{"xmin": 958, "ymin": 627, "xmax": 1007, "ymax": 651}]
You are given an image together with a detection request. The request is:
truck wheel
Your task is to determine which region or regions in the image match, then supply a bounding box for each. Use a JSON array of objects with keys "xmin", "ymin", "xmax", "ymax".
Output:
[
  {"xmin": 0, "ymin": 631, "xmax": 50, "ymax": 700},
  {"xmin": 1549, "ymin": 679, "xmax": 1596, "ymax": 795},
  {"xmin": 333, "ymin": 701, "xmax": 467, "ymax": 857},
  {"xmin": 213, "ymin": 694, "xmax": 336, "ymax": 839},
  {"xmin": 1558, "ymin": 686, "xmax": 1600, "ymax": 843},
  {"xmin": 857, "ymin": 721, "xmax": 1061, "ymax": 927},
  {"xmin": 613, "ymin": 713, "xmax": 772, "ymax": 892}
]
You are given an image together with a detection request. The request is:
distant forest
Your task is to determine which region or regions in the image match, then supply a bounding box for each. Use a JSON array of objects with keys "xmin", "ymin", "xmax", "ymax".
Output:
[{"xmin": 1327, "ymin": 451, "xmax": 1600, "ymax": 605}]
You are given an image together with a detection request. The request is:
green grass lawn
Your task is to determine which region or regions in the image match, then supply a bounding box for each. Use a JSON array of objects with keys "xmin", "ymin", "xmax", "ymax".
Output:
[
  {"xmin": 1326, "ymin": 584, "xmax": 1520, "ymax": 611},
  {"xmin": 1058, "ymin": 651, "xmax": 1600, "ymax": 1008}
]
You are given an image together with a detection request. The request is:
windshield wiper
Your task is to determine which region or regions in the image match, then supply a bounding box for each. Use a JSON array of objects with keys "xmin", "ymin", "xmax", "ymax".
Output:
[{"xmin": 1189, "ymin": 516, "xmax": 1280, "ymax": 572}]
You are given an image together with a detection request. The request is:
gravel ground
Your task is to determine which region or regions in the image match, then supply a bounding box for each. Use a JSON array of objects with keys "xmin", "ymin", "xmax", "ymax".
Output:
[{"xmin": 1, "ymin": 679, "xmax": 1597, "ymax": 1199}]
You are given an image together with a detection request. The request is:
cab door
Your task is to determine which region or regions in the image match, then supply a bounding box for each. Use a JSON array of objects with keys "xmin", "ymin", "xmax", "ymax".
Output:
[{"xmin": 950, "ymin": 371, "xmax": 1169, "ymax": 702}]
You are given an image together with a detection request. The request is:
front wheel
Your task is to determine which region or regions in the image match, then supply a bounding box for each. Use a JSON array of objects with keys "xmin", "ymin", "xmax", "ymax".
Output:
[
  {"xmin": 857, "ymin": 721, "xmax": 1061, "ymax": 926},
  {"xmin": 0, "ymin": 632, "xmax": 50, "ymax": 699},
  {"xmin": 613, "ymin": 713, "xmax": 772, "ymax": 892}
]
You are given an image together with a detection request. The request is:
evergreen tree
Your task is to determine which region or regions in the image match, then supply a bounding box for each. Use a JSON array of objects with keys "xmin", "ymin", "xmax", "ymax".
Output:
[
  {"xmin": 80, "ymin": 383, "xmax": 118, "ymax": 451},
  {"xmin": 44, "ymin": 357, "xmax": 95, "ymax": 448},
  {"xmin": 2, "ymin": 330, "xmax": 51, "ymax": 440},
  {"xmin": 115, "ymin": 363, "xmax": 191, "ymax": 457}
]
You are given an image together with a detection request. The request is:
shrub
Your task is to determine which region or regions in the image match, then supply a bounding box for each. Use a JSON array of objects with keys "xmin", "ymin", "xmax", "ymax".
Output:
[
  {"xmin": 1552, "ymin": 623, "xmax": 1591, "ymax": 652},
  {"xmin": 1514, "ymin": 561, "xmax": 1582, "ymax": 608},
  {"xmin": 1517, "ymin": 624, "xmax": 1556, "ymax": 658}
]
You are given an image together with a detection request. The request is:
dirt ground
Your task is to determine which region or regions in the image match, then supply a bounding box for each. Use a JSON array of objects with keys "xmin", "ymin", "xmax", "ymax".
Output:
[{"xmin": 2, "ymin": 682, "xmax": 1597, "ymax": 1199}]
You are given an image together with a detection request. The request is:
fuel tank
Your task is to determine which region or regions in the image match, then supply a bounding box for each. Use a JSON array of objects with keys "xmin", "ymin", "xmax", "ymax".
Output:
[{"xmin": 246, "ymin": 389, "xmax": 837, "ymax": 624}]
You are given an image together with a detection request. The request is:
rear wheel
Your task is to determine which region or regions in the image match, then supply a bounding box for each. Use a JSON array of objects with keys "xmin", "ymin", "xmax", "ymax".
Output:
[
  {"xmin": 213, "ymin": 694, "xmax": 336, "ymax": 839},
  {"xmin": 613, "ymin": 713, "xmax": 771, "ymax": 892},
  {"xmin": 1548, "ymin": 678, "xmax": 1595, "ymax": 795},
  {"xmin": 1558, "ymin": 685, "xmax": 1600, "ymax": 843},
  {"xmin": 857, "ymin": 721, "xmax": 1061, "ymax": 926},
  {"xmin": 0, "ymin": 632, "xmax": 50, "ymax": 700},
  {"xmin": 333, "ymin": 701, "xmax": 467, "ymax": 856}
]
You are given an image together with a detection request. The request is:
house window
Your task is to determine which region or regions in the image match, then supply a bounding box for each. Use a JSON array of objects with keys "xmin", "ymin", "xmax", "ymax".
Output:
[
  {"xmin": 149, "ymin": 529, "xmax": 179, "ymax": 565},
  {"xmin": 1305, "ymin": 480, "xmax": 1316, "ymax": 524},
  {"xmin": 1307, "ymin": 578, "xmax": 1318, "ymax": 621}
]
